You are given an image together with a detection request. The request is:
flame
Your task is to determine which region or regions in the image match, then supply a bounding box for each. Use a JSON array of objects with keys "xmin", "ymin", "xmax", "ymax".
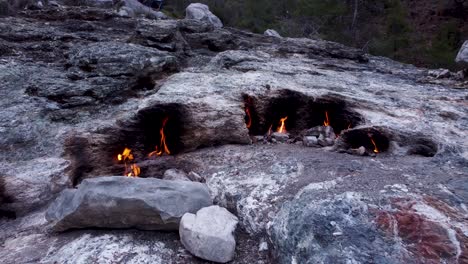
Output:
[
  {"xmin": 245, "ymin": 107, "xmax": 252, "ymax": 129},
  {"xmin": 118, "ymin": 148, "xmax": 134, "ymax": 162},
  {"xmin": 277, "ymin": 117, "xmax": 288, "ymax": 134},
  {"xmin": 323, "ymin": 111, "xmax": 330, "ymax": 126},
  {"xmin": 370, "ymin": 137, "xmax": 379, "ymax": 153},
  {"xmin": 117, "ymin": 148, "xmax": 140, "ymax": 177},
  {"xmin": 348, "ymin": 123, "xmax": 352, "ymax": 129},
  {"xmin": 148, "ymin": 117, "xmax": 171, "ymax": 157},
  {"xmin": 127, "ymin": 164, "xmax": 141, "ymax": 177}
]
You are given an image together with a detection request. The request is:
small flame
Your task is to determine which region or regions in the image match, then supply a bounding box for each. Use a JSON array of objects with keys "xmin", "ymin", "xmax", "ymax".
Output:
[
  {"xmin": 277, "ymin": 117, "xmax": 288, "ymax": 134},
  {"xmin": 117, "ymin": 148, "xmax": 140, "ymax": 177},
  {"xmin": 267, "ymin": 124, "xmax": 273, "ymax": 136},
  {"xmin": 118, "ymin": 148, "xmax": 134, "ymax": 162},
  {"xmin": 348, "ymin": 123, "xmax": 352, "ymax": 129},
  {"xmin": 323, "ymin": 111, "xmax": 330, "ymax": 127},
  {"xmin": 127, "ymin": 164, "xmax": 141, "ymax": 177},
  {"xmin": 370, "ymin": 137, "xmax": 379, "ymax": 153},
  {"xmin": 245, "ymin": 107, "xmax": 252, "ymax": 129},
  {"xmin": 149, "ymin": 117, "xmax": 171, "ymax": 157}
]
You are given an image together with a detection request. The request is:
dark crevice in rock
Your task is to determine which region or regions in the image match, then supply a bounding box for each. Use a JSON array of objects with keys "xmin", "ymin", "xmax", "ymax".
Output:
[
  {"xmin": 244, "ymin": 90, "xmax": 365, "ymax": 136},
  {"xmin": 132, "ymin": 104, "xmax": 188, "ymax": 155},
  {"xmin": 243, "ymin": 94, "xmax": 260, "ymax": 135},
  {"xmin": 397, "ymin": 134, "xmax": 439, "ymax": 157},
  {"xmin": 131, "ymin": 76, "xmax": 155, "ymax": 91},
  {"xmin": 65, "ymin": 103, "xmax": 191, "ymax": 182},
  {"xmin": 339, "ymin": 127, "xmax": 391, "ymax": 153},
  {"xmin": 0, "ymin": 176, "xmax": 16, "ymax": 219},
  {"xmin": 64, "ymin": 136, "xmax": 94, "ymax": 187}
]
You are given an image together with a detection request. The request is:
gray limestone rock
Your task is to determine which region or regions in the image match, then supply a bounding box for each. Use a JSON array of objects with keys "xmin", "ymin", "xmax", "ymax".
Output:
[
  {"xmin": 117, "ymin": 0, "xmax": 167, "ymax": 19},
  {"xmin": 180, "ymin": 205, "xmax": 238, "ymax": 263},
  {"xmin": 46, "ymin": 176, "xmax": 212, "ymax": 231},
  {"xmin": 264, "ymin": 29, "xmax": 281, "ymax": 38},
  {"xmin": 271, "ymin": 132, "xmax": 289, "ymax": 143},
  {"xmin": 163, "ymin": 168, "xmax": 190, "ymax": 181},
  {"xmin": 269, "ymin": 191, "xmax": 405, "ymax": 264},
  {"xmin": 303, "ymin": 136, "xmax": 319, "ymax": 147},
  {"xmin": 188, "ymin": 171, "xmax": 204, "ymax": 182},
  {"xmin": 185, "ymin": 3, "xmax": 223, "ymax": 28},
  {"xmin": 305, "ymin": 125, "xmax": 336, "ymax": 139},
  {"xmin": 455, "ymin": 40, "xmax": 468, "ymax": 65},
  {"xmin": 68, "ymin": 41, "xmax": 178, "ymax": 78}
]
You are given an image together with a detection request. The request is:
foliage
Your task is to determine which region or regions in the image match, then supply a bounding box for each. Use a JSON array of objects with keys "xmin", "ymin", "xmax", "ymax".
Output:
[{"xmin": 163, "ymin": 0, "xmax": 466, "ymax": 69}]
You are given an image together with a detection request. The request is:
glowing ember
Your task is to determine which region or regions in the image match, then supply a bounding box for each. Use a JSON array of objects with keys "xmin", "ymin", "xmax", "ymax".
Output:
[
  {"xmin": 370, "ymin": 137, "xmax": 379, "ymax": 153},
  {"xmin": 277, "ymin": 117, "xmax": 288, "ymax": 134},
  {"xmin": 148, "ymin": 117, "xmax": 171, "ymax": 157},
  {"xmin": 117, "ymin": 148, "xmax": 140, "ymax": 177},
  {"xmin": 323, "ymin": 111, "xmax": 330, "ymax": 127},
  {"xmin": 245, "ymin": 107, "xmax": 252, "ymax": 129}
]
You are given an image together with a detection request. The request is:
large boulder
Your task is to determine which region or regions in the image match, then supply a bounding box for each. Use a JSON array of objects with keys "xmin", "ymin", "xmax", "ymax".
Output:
[
  {"xmin": 46, "ymin": 176, "xmax": 213, "ymax": 231},
  {"xmin": 180, "ymin": 205, "xmax": 238, "ymax": 263},
  {"xmin": 269, "ymin": 188, "xmax": 468, "ymax": 264},
  {"xmin": 116, "ymin": 0, "xmax": 167, "ymax": 19},
  {"xmin": 455, "ymin": 40, "xmax": 468, "ymax": 65},
  {"xmin": 264, "ymin": 29, "xmax": 281, "ymax": 38},
  {"xmin": 269, "ymin": 191, "xmax": 406, "ymax": 263},
  {"xmin": 185, "ymin": 3, "xmax": 223, "ymax": 28}
]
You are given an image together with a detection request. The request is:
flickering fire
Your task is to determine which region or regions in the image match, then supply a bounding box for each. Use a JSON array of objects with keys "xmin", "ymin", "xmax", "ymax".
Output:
[
  {"xmin": 323, "ymin": 111, "xmax": 330, "ymax": 126},
  {"xmin": 128, "ymin": 164, "xmax": 141, "ymax": 177},
  {"xmin": 117, "ymin": 148, "xmax": 140, "ymax": 177},
  {"xmin": 148, "ymin": 117, "xmax": 171, "ymax": 157},
  {"xmin": 370, "ymin": 137, "xmax": 380, "ymax": 153},
  {"xmin": 245, "ymin": 107, "xmax": 252, "ymax": 129},
  {"xmin": 277, "ymin": 117, "xmax": 288, "ymax": 134}
]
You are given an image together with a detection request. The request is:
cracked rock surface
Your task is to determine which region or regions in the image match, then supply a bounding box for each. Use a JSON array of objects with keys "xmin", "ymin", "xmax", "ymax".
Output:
[{"xmin": 0, "ymin": 2, "xmax": 467, "ymax": 264}]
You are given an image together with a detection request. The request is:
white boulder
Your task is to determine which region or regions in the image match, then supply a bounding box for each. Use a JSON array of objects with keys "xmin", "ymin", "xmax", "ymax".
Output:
[
  {"xmin": 264, "ymin": 29, "xmax": 281, "ymax": 38},
  {"xmin": 179, "ymin": 205, "xmax": 238, "ymax": 263},
  {"xmin": 455, "ymin": 40, "xmax": 468, "ymax": 65},
  {"xmin": 185, "ymin": 3, "xmax": 223, "ymax": 28}
]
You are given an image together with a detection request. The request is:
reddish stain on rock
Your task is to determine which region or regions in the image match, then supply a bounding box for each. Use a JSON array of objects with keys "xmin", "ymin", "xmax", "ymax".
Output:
[{"xmin": 376, "ymin": 196, "xmax": 467, "ymax": 263}]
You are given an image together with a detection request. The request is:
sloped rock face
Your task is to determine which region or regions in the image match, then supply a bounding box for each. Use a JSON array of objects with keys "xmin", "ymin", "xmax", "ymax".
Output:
[
  {"xmin": 0, "ymin": 3, "xmax": 467, "ymax": 264},
  {"xmin": 270, "ymin": 192, "xmax": 404, "ymax": 263},
  {"xmin": 270, "ymin": 188, "xmax": 468, "ymax": 264},
  {"xmin": 456, "ymin": 40, "xmax": 468, "ymax": 65},
  {"xmin": 46, "ymin": 176, "xmax": 212, "ymax": 231}
]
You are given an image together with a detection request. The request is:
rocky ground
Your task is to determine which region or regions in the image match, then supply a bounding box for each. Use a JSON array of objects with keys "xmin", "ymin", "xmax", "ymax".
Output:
[{"xmin": 0, "ymin": 2, "xmax": 467, "ymax": 264}]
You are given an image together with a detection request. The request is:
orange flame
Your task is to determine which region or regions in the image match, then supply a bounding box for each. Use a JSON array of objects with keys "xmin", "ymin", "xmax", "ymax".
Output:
[
  {"xmin": 323, "ymin": 111, "xmax": 330, "ymax": 126},
  {"xmin": 117, "ymin": 148, "xmax": 140, "ymax": 177},
  {"xmin": 118, "ymin": 147, "xmax": 133, "ymax": 162},
  {"xmin": 370, "ymin": 137, "xmax": 379, "ymax": 153},
  {"xmin": 128, "ymin": 164, "xmax": 141, "ymax": 177},
  {"xmin": 277, "ymin": 117, "xmax": 288, "ymax": 134},
  {"xmin": 148, "ymin": 117, "xmax": 171, "ymax": 157},
  {"xmin": 245, "ymin": 107, "xmax": 252, "ymax": 129}
]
